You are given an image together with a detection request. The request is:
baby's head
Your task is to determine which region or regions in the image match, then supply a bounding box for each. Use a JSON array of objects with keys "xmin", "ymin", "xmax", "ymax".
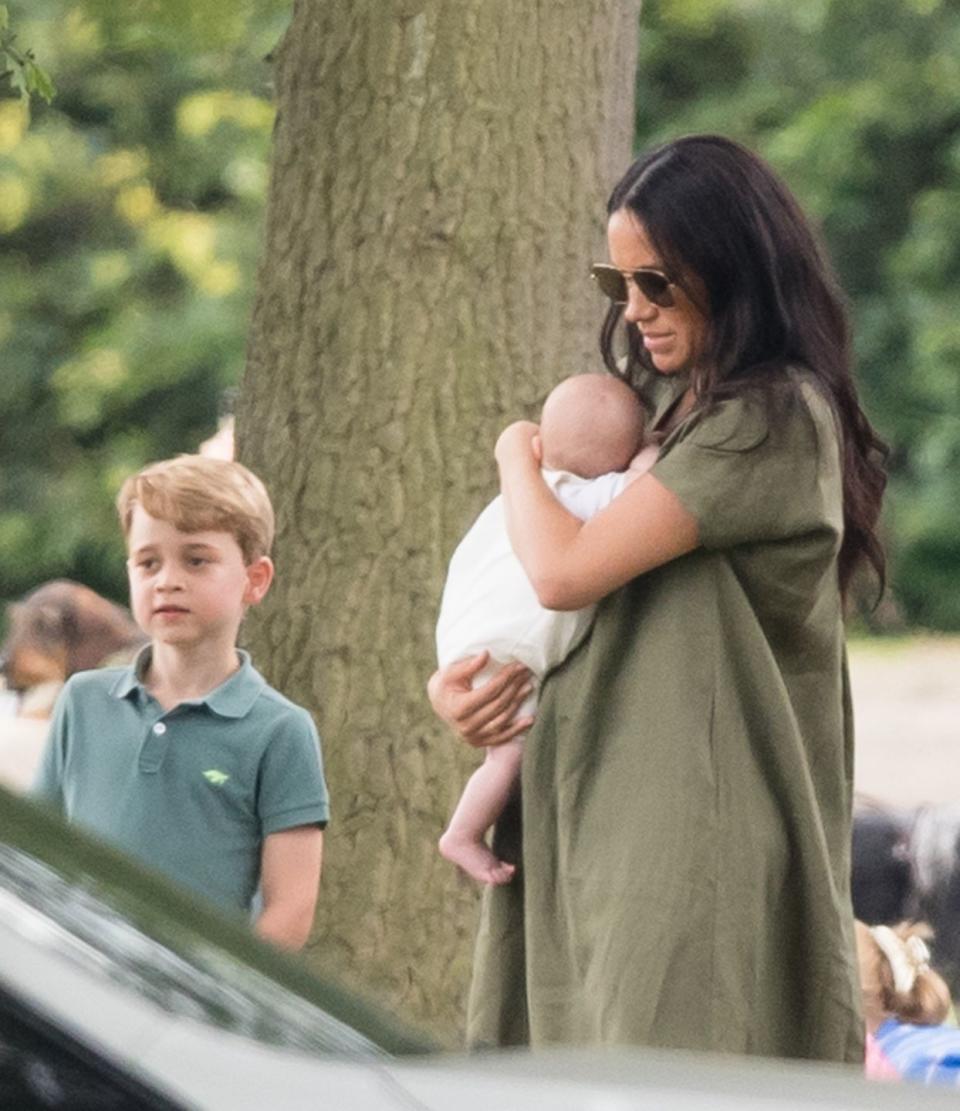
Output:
[{"xmin": 538, "ymin": 373, "xmax": 647, "ymax": 478}]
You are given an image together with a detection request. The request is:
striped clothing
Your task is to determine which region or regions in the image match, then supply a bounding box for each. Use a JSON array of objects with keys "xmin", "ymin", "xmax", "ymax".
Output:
[{"xmin": 875, "ymin": 1019, "xmax": 960, "ymax": 1086}]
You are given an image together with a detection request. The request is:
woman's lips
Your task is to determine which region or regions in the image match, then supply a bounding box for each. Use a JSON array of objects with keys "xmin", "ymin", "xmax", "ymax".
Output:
[{"xmin": 642, "ymin": 332, "xmax": 673, "ymax": 353}]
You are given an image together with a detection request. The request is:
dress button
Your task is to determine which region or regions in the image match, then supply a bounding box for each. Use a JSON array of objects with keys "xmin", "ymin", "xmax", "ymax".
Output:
[{"xmin": 152, "ymin": 722, "xmax": 167, "ymax": 735}]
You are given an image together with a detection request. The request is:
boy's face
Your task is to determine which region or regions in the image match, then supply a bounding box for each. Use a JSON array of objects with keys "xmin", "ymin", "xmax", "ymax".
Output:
[{"xmin": 126, "ymin": 506, "xmax": 272, "ymax": 651}]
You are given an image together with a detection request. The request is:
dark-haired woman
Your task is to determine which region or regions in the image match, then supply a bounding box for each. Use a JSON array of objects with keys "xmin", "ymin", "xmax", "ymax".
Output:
[{"xmin": 428, "ymin": 134, "xmax": 886, "ymax": 1061}]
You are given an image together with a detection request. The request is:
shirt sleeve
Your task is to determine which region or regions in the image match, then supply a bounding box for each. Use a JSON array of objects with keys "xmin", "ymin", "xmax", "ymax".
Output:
[
  {"xmin": 257, "ymin": 706, "xmax": 330, "ymax": 836},
  {"xmin": 30, "ymin": 683, "xmax": 70, "ymax": 808},
  {"xmin": 650, "ymin": 381, "xmax": 844, "ymax": 550}
]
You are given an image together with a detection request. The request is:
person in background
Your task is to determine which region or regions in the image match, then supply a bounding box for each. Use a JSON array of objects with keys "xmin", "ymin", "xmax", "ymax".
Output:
[{"xmin": 856, "ymin": 919, "xmax": 960, "ymax": 1086}]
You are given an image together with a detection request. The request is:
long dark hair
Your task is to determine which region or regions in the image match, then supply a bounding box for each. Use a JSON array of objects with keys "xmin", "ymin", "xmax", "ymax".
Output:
[{"xmin": 601, "ymin": 134, "xmax": 887, "ymax": 598}]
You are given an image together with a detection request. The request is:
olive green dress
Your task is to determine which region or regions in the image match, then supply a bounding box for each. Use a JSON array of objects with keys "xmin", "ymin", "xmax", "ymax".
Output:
[{"xmin": 466, "ymin": 367, "xmax": 864, "ymax": 1062}]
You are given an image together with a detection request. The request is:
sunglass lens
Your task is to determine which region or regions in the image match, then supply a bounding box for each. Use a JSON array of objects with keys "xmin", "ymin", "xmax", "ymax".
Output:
[
  {"xmin": 591, "ymin": 265, "xmax": 628, "ymax": 303},
  {"xmin": 591, "ymin": 265, "xmax": 675, "ymax": 308},
  {"xmin": 634, "ymin": 272, "xmax": 674, "ymax": 308}
]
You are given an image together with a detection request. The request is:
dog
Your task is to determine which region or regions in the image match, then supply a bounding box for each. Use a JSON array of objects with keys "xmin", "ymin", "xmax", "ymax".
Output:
[{"xmin": 1, "ymin": 580, "xmax": 145, "ymax": 717}]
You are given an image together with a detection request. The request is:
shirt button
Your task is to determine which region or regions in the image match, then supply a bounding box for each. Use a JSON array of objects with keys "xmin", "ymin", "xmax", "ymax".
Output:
[{"xmin": 152, "ymin": 722, "xmax": 167, "ymax": 735}]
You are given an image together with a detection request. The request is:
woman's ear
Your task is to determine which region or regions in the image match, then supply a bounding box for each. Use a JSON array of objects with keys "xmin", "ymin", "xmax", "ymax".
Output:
[{"xmin": 243, "ymin": 556, "xmax": 275, "ymax": 605}]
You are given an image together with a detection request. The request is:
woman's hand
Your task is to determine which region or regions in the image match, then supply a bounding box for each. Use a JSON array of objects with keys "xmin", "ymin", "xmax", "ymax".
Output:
[
  {"xmin": 427, "ymin": 652, "xmax": 534, "ymax": 748},
  {"xmin": 495, "ymin": 420, "xmax": 542, "ymax": 468}
]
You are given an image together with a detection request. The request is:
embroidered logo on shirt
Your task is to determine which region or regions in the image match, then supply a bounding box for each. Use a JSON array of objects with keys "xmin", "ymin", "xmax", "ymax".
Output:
[{"xmin": 202, "ymin": 769, "xmax": 230, "ymax": 786}]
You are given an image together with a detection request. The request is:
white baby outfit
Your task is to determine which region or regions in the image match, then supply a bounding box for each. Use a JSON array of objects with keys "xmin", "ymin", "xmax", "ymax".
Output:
[{"xmin": 436, "ymin": 468, "xmax": 629, "ymax": 716}]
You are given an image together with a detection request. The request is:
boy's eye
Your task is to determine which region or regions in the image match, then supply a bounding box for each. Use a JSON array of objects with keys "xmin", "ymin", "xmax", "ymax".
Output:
[
  {"xmin": 137, "ymin": 558, "xmax": 158, "ymax": 571},
  {"xmin": 187, "ymin": 556, "xmax": 209, "ymax": 567}
]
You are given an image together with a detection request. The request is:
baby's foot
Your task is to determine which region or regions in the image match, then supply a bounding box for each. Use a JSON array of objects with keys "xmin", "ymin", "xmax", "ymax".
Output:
[{"xmin": 439, "ymin": 830, "xmax": 516, "ymax": 886}]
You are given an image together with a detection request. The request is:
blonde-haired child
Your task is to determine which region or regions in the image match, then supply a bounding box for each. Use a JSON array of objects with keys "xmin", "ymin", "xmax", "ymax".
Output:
[
  {"xmin": 34, "ymin": 454, "xmax": 329, "ymax": 950},
  {"xmin": 856, "ymin": 919, "xmax": 959, "ymax": 1085}
]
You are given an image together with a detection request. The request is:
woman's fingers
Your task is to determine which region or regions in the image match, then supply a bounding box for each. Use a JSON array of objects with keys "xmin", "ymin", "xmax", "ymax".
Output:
[
  {"xmin": 427, "ymin": 656, "xmax": 534, "ymax": 746},
  {"xmin": 458, "ymin": 668, "xmax": 531, "ymax": 734},
  {"xmin": 457, "ymin": 661, "xmax": 529, "ymax": 718},
  {"xmin": 457, "ymin": 669, "xmax": 534, "ymax": 748},
  {"xmin": 466, "ymin": 704, "xmax": 535, "ymax": 748},
  {"xmin": 442, "ymin": 651, "xmax": 492, "ymax": 686},
  {"xmin": 427, "ymin": 654, "xmax": 491, "ymax": 721}
]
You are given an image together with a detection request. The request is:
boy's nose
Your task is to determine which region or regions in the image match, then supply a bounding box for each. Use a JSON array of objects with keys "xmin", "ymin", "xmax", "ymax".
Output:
[{"xmin": 155, "ymin": 568, "xmax": 183, "ymax": 591}]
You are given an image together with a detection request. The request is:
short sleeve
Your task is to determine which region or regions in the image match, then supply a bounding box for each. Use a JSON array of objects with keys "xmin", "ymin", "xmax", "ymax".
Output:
[
  {"xmin": 650, "ymin": 381, "xmax": 843, "ymax": 550},
  {"xmin": 31, "ymin": 683, "xmax": 70, "ymax": 807},
  {"xmin": 257, "ymin": 706, "xmax": 329, "ymax": 836}
]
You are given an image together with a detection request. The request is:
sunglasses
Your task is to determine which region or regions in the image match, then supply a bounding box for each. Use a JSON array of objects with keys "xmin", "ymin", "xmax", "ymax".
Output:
[{"xmin": 590, "ymin": 263, "xmax": 677, "ymax": 309}]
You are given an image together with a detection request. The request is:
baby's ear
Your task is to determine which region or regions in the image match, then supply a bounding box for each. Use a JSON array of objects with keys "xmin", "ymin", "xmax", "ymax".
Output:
[{"xmin": 243, "ymin": 556, "xmax": 275, "ymax": 605}]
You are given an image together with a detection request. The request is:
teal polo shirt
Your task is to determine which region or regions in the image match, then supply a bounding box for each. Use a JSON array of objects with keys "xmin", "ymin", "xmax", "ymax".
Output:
[{"xmin": 33, "ymin": 648, "xmax": 329, "ymax": 914}]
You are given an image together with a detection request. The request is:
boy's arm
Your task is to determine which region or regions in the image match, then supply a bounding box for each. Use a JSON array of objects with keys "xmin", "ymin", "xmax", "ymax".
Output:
[
  {"xmin": 255, "ymin": 824, "xmax": 324, "ymax": 951},
  {"xmin": 254, "ymin": 704, "xmax": 329, "ymax": 949}
]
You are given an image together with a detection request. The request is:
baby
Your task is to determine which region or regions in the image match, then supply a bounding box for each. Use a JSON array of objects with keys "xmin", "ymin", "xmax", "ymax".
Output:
[{"xmin": 436, "ymin": 373, "xmax": 657, "ymax": 884}]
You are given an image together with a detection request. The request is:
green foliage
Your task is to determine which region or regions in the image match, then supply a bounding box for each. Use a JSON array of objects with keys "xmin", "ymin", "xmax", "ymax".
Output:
[
  {"xmin": 0, "ymin": 4, "xmax": 56, "ymax": 103},
  {"xmin": 636, "ymin": 0, "xmax": 960, "ymax": 630},
  {"xmin": 0, "ymin": 0, "xmax": 286, "ymax": 606},
  {"xmin": 79, "ymin": 0, "xmax": 291, "ymax": 54},
  {"xmin": 3, "ymin": 0, "xmax": 957, "ymax": 631}
]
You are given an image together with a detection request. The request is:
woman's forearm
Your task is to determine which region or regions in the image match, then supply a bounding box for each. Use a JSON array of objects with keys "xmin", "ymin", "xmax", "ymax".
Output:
[
  {"xmin": 495, "ymin": 421, "xmax": 700, "ymax": 610},
  {"xmin": 498, "ymin": 449, "xmax": 585, "ymax": 610},
  {"xmin": 496, "ymin": 421, "xmax": 590, "ymax": 610}
]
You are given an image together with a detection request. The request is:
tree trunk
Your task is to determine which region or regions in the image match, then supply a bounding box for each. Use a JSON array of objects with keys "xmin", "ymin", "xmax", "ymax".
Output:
[{"xmin": 236, "ymin": 0, "xmax": 639, "ymax": 1042}]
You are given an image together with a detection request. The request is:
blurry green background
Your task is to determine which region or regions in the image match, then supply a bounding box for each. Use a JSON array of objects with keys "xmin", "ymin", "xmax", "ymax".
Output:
[{"xmin": 2, "ymin": 0, "xmax": 959, "ymax": 629}]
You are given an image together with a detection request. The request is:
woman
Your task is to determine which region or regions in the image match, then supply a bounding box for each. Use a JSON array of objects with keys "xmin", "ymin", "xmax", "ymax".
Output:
[{"xmin": 429, "ymin": 135, "xmax": 886, "ymax": 1061}]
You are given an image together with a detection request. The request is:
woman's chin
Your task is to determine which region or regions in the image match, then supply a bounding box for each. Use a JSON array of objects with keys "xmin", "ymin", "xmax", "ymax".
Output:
[{"xmin": 651, "ymin": 357, "xmax": 683, "ymax": 376}]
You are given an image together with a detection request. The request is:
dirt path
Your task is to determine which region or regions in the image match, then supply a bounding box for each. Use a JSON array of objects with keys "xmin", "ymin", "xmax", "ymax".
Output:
[{"xmin": 850, "ymin": 636, "xmax": 960, "ymax": 809}]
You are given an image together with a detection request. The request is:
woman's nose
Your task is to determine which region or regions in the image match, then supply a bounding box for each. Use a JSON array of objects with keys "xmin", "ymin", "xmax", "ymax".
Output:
[{"xmin": 623, "ymin": 280, "xmax": 657, "ymax": 324}]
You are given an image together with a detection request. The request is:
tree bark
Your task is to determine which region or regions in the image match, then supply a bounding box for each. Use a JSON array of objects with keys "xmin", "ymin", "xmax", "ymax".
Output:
[{"xmin": 236, "ymin": 0, "xmax": 639, "ymax": 1041}]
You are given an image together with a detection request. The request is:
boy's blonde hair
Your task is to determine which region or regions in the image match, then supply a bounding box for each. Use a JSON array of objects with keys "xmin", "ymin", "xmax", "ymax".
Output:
[{"xmin": 117, "ymin": 455, "xmax": 275, "ymax": 564}]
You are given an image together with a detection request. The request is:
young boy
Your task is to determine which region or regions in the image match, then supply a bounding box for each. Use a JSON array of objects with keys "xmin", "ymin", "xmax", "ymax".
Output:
[
  {"xmin": 33, "ymin": 455, "xmax": 329, "ymax": 950},
  {"xmin": 436, "ymin": 373, "xmax": 657, "ymax": 885}
]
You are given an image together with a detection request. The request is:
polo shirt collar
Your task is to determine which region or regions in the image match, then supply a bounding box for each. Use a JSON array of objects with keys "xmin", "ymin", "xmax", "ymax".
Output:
[{"xmin": 110, "ymin": 646, "xmax": 266, "ymax": 719}]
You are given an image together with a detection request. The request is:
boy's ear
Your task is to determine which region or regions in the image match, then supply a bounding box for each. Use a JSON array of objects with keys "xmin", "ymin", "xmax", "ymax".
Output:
[{"xmin": 243, "ymin": 557, "xmax": 275, "ymax": 605}]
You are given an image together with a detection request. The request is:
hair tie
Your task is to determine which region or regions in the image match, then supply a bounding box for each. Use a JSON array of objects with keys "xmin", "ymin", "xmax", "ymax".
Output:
[{"xmin": 870, "ymin": 925, "xmax": 930, "ymax": 995}]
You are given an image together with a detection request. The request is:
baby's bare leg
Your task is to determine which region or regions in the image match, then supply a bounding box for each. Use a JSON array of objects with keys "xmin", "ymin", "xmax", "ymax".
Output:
[{"xmin": 439, "ymin": 737, "xmax": 524, "ymax": 885}]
